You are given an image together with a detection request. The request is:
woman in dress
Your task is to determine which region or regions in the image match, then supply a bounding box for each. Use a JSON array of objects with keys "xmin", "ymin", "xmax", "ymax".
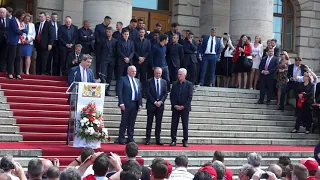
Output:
[
  {"xmin": 233, "ymin": 35, "xmax": 252, "ymax": 89},
  {"xmin": 7, "ymin": 9, "xmax": 26, "ymax": 79},
  {"xmin": 20, "ymin": 13, "xmax": 35, "ymax": 75},
  {"xmin": 249, "ymin": 36, "xmax": 263, "ymax": 90},
  {"xmin": 276, "ymin": 51, "xmax": 289, "ymax": 105},
  {"xmin": 221, "ymin": 35, "xmax": 235, "ymax": 87}
]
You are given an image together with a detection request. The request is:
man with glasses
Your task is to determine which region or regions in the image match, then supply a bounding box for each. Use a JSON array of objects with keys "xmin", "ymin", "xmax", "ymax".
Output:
[
  {"xmin": 238, "ymin": 164, "xmax": 256, "ymax": 180},
  {"xmin": 278, "ymin": 57, "xmax": 306, "ymax": 111}
]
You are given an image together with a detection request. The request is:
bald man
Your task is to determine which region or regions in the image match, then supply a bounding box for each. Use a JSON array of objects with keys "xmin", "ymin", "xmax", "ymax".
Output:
[
  {"xmin": 42, "ymin": 159, "xmax": 53, "ymax": 178},
  {"xmin": 0, "ymin": 7, "xmax": 9, "ymax": 72},
  {"xmin": 117, "ymin": 66, "xmax": 142, "ymax": 144}
]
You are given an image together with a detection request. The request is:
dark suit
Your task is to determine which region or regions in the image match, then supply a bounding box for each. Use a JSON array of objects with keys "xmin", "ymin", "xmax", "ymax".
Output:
[
  {"xmin": 67, "ymin": 52, "xmax": 82, "ymax": 69},
  {"xmin": 112, "ymin": 30, "xmax": 122, "ymax": 41},
  {"xmin": 116, "ymin": 39, "xmax": 135, "ymax": 78},
  {"xmin": 78, "ymin": 27, "xmax": 94, "ymax": 54},
  {"xmin": 259, "ymin": 56, "xmax": 280, "ymax": 102},
  {"xmin": 183, "ymin": 39, "xmax": 198, "ymax": 85},
  {"xmin": 117, "ymin": 75, "xmax": 142, "ymax": 143},
  {"xmin": 101, "ymin": 37, "xmax": 117, "ymax": 93},
  {"xmin": 0, "ymin": 17, "xmax": 9, "ymax": 72},
  {"xmin": 170, "ymin": 80, "xmax": 193, "ymax": 143},
  {"xmin": 125, "ymin": 26, "xmax": 139, "ymax": 41},
  {"xmin": 67, "ymin": 65, "xmax": 95, "ymax": 86},
  {"xmin": 166, "ymin": 42, "xmax": 184, "ymax": 82},
  {"xmin": 134, "ymin": 38, "xmax": 151, "ymax": 84},
  {"xmin": 59, "ymin": 25, "xmax": 78, "ymax": 76},
  {"xmin": 145, "ymin": 78, "xmax": 168, "ymax": 142},
  {"xmin": 165, "ymin": 31, "xmax": 181, "ymax": 44},
  {"xmin": 295, "ymin": 82, "xmax": 314, "ymax": 131},
  {"xmin": 274, "ymin": 47, "xmax": 280, "ymax": 57},
  {"xmin": 46, "ymin": 21, "xmax": 61, "ymax": 75},
  {"xmin": 94, "ymin": 23, "xmax": 109, "ymax": 77},
  {"xmin": 279, "ymin": 64, "xmax": 306, "ymax": 108}
]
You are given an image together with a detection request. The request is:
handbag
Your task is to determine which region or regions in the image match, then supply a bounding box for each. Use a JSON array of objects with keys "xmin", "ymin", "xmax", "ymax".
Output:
[{"xmin": 242, "ymin": 46, "xmax": 253, "ymax": 70}]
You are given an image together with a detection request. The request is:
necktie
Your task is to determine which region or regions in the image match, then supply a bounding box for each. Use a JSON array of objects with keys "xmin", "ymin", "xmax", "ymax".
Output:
[
  {"xmin": 82, "ymin": 68, "xmax": 87, "ymax": 82},
  {"xmin": 210, "ymin": 36, "xmax": 214, "ymax": 53},
  {"xmin": 265, "ymin": 57, "xmax": 270, "ymax": 71},
  {"xmin": 54, "ymin": 22, "xmax": 57, "ymax": 40},
  {"xmin": 37, "ymin": 23, "xmax": 43, "ymax": 43},
  {"xmin": 76, "ymin": 54, "xmax": 79, "ymax": 61},
  {"xmin": 0, "ymin": 18, "xmax": 3, "ymax": 28},
  {"xmin": 132, "ymin": 77, "xmax": 138, "ymax": 101},
  {"xmin": 156, "ymin": 79, "xmax": 160, "ymax": 100}
]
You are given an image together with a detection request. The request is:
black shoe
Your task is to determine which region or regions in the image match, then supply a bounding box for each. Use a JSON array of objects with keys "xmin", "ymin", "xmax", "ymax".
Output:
[
  {"xmin": 145, "ymin": 139, "xmax": 150, "ymax": 145},
  {"xmin": 156, "ymin": 141, "xmax": 164, "ymax": 146},
  {"xmin": 169, "ymin": 141, "xmax": 176, "ymax": 146},
  {"xmin": 266, "ymin": 101, "xmax": 271, "ymax": 105},
  {"xmin": 278, "ymin": 106, "xmax": 284, "ymax": 111},
  {"xmin": 182, "ymin": 141, "xmax": 188, "ymax": 147},
  {"xmin": 257, "ymin": 100, "xmax": 263, "ymax": 104}
]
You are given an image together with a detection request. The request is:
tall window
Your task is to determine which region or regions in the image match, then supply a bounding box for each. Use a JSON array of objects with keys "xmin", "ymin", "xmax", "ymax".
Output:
[{"xmin": 273, "ymin": 0, "xmax": 294, "ymax": 51}]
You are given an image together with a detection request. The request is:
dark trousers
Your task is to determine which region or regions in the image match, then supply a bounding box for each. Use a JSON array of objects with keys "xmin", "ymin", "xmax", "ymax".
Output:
[
  {"xmin": 197, "ymin": 60, "xmax": 203, "ymax": 85},
  {"xmin": 59, "ymin": 46, "xmax": 73, "ymax": 76},
  {"xmin": 46, "ymin": 41, "xmax": 59, "ymax": 75},
  {"xmin": 118, "ymin": 102, "xmax": 138, "ymax": 143},
  {"xmin": 184, "ymin": 59, "xmax": 197, "ymax": 85},
  {"xmin": 168, "ymin": 61, "xmax": 179, "ymax": 82},
  {"xmin": 7, "ymin": 44, "xmax": 21, "ymax": 75},
  {"xmin": 171, "ymin": 109, "xmax": 189, "ymax": 142},
  {"xmin": 36, "ymin": 48, "xmax": 49, "ymax": 75},
  {"xmin": 135, "ymin": 61, "xmax": 148, "ymax": 84},
  {"xmin": 200, "ymin": 54, "xmax": 218, "ymax": 85},
  {"xmin": 0, "ymin": 40, "xmax": 8, "ymax": 72},
  {"xmin": 95, "ymin": 43, "xmax": 103, "ymax": 77},
  {"xmin": 259, "ymin": 76, "xmax": 274, "ymax": 102},
  {"xmin": 295, "ymin": 104, "xmax": 312, "ymax": 131},
  {"xmin": 161, "ymin": 66, "xmax": 170, "ymax": 91},
  {"xmin": 101, "ymin": 60, "xmax": 114, "ymax": 93},
  {"xmin": 146, "ymin": 106, "xmax": 164, "ymax": 142},
  {"xmin": 280, "ymin": 81, "xmax": 298, "ymax": 107}
]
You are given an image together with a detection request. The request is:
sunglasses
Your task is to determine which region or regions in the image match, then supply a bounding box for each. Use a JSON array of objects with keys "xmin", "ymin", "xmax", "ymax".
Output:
[{"xmin": 280, "ymin": 53, "xmax": 284, "ymax": 55}]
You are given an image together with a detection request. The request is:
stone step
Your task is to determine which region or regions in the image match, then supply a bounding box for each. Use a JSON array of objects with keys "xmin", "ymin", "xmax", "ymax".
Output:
[
  {"xmin": 0, "ymin": 125, "xmax": 19, "ymax": 133},
  {"xmin": 0, "ymin": 117, "xmax": 16, "ymax": 125},
  {"xmin": 0, "ymin": 110, "xmax": 12, "ymax": 117},
  {"xmin": 108, "ymin": 136, "xmax": 318, "ymax": 146},
  {"xmin": 138, "ymin": 150, "xmax": 314, "ymax": 158},
  {"xmin": 106, "ymin": 128, "xmax": 317, "ymax": 139},
  {"xmin": 0, "ymin": 149, "xmax": 42, "ymax": 157},
  {"xmin": 0, "ymin": 134, "xmax": 23, "ymax": 141},
  {"xmin": 103, "ymin": 109, "xmax": 295, "ymax": 120},
  {"xmin": 104, "ymin": 115, "xmax": 296, "ymax": 126},
  {"xmin": 103, "ymin": 104, "xmax": 293, "ymax": 116}
]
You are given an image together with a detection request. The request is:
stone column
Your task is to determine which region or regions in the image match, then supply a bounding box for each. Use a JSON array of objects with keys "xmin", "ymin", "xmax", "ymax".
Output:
[
  {"xmin": 62, "ymin": 0, "xmax": 84, "ymax": 27},
  {"xmin": 83, "ymin": 0, "xmax": 132, "ymax": 29},
  {"xmin": 229, "ymin": 0, "xmax": 274, "ymax": 44}
]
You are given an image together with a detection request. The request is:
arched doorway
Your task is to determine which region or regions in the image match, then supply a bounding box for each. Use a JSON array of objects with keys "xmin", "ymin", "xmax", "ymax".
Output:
[{"xmin": 0, "ymin": 0, "xmax": 37, "ymax": 21}]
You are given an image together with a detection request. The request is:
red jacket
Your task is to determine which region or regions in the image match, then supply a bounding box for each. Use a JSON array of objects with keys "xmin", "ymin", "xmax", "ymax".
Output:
[{"xmin": 233, "ymin": 43, "xmax": 252, "ymax": 63}]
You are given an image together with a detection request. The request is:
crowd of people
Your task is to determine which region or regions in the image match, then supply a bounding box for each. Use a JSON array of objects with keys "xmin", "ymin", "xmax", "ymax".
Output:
[{"xmin": 1, "ymin": 142, "xmax": 320, "ymax": 180}]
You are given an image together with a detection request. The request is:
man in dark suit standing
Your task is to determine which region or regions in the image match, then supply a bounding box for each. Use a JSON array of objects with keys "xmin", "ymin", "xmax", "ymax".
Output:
[
  {"xmin": 278, "ymin": 57, "xmax": 305, "ymax": 111},
  {"xmin": 35, "ymin": 12, "xmax": 54, "ymax": 75},
  {"xmin": 170, "ymin": 68, "xmax": 193, "ymax": 147},
  {"xmin": 125, "ymin": 19, "xmax": 139, "ymax": 41},
  {"xmin": 183, "ymin": 32, "xmax": 198, "ymax": 85},
  {"xmin": 78, "ymin": 20, "xmax": 94, "ymax": 55},
  {"xmin": 112, "ymin": 21, "xmax": 123, "ymax": 41},
  {"xmin": 200, "ymin": 28, "xmax": 222, "ymax": 87},
  {"xmin": 58, "ymin": 16, "xmax": 78, "ymax": 76},
  {"xmin": 257, "ymin": 48, "xmax": 280, "ymax": 105},
  {"xmin": 117, "ymin": 65, "xmax": 142, "ymax": 145},
  {"xmin": 134, "ymin": 28, "xmax": 151, "ymax": 86},
  {"xmin": 101, "ymin": 27, "xmax": 117, "ymax": 96},
  {"xmin": 167, "ymin": 34, "xmax": 184, "ymax": 82},
  {"xmin": 0, "ymin": 8, "xmax": 9, "ymax": 72},
  {"xmin": 271, "ymin": 39, "xmax": 280, "ymax": 57},
  {"xmin": 145, "ymin": 67, "xmax": 168, "ymax": 145},
  {"xmin": 67, "ymin": 54, "xmax": 95, "ymax": 86},
  {"xmin": 94, "ymin": 16, "xmax": 111, "ymax": 77},
  {"xmin": 165, "ymin": 23, "xmax": 181, "ymax": 44},
  {"xmin": 67, "ymin": 44, "xmax": 83, "ymax": 69},
  {"xmin": 46, "ymin": 13, "xmax": 61, "ymax": 75}
]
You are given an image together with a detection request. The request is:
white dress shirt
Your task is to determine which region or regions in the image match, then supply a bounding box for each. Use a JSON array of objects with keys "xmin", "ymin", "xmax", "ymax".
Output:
[
  {"xmin": 128, "ymin": 75, "xmax": 138, "ymax": 101},
  {"xmin": 169, "ymin": 167, "xmax": 194, "ymax": 180},
  {"xmin": 205, "ymin": 36, "xmax": 216, "ymax": 54},
  {"xmin": 79, "ymin": 65, "xmax": 87, "ymax": 82},
  {"xmin": 52, "ymin": 21, "xmax": 58, "ymax": 40},
  {"xmin": 38, "ymin": 20, "xmax": 45, "ymax": 34}
]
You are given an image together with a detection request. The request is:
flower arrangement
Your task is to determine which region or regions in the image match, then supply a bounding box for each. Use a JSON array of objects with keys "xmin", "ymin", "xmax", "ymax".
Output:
[{"xmin": 77, "ymin": 102, "xmax": 110, "ymax": 143}]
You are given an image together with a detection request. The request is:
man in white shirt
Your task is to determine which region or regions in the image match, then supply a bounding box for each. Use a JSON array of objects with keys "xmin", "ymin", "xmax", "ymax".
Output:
[
  {"xmin": 0, "ymin": 155, "xmax": 20, "ymax": 180},
  {"xmin": 169, "ymin": 155, "xmax": 194, "ymax": 180}
]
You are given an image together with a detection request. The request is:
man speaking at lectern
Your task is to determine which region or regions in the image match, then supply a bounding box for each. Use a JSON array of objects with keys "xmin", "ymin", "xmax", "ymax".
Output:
[{"xmin": 68, "ymin": 54, "xmax": 96, "ymax": 86}]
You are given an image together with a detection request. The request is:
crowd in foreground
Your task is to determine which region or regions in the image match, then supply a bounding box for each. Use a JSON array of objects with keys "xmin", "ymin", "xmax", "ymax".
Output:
[{"xmin": 0, "ymin": 142, "xmax": 320, "ymax": 180}]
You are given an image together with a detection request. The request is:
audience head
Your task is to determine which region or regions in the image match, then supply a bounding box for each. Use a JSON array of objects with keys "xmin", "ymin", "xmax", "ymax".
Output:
[
  {"xmin": 137, "ymin": 18, "xmax": 144, "ymax": 28},
  {"xmin": 81, "ymin": 147, "xmax": 94, "ymax": 163},
  {"xmin": 266, "ymin": 39, "xmax": 272, "ymax": 47},
  {"xmin": 39, "ymin": 11, "xmax": 46, "ymax": 22},
  {"xmin": 301, "ymin": 158, "xmax": 319, "ymax": 176},
  {"xmin": 59, "ymin": 168, "xmax": 81, "ymax": 180},
  {"xmin": 116, "ymin": 21, "xmax": 123, "ymax": 31},
  {"xmin": 247, "ymin": 36, "xmax": 251, "ymax": 43},
  {"xmin": 14, "ymin": 9, "xmax": 25, "ymax": 20},
  {"xmin": 0, "ymin": 155, "xmax": 15, "ymax": 172},
  {"xmin": 127, "ymin": 66, "xmax": 137, "ymax": 78},
  {"xmin": 130, "ymin": 18, "xmax": 138, "ymax": 28},
  {"xmin": 194, "ymin": 171, "xmax": 214, "ymax": 180},
  {"xmin": 122, "ymin": 160, "xmax": 142, "ymax": 178},
  {"xmin": 255, "ymin": 35, "xmax": 262, "ymax": 44},
  {"xmin": 106, "ymin": 27, "xmax": 113, "ymax": 38},
  {"xmin": 80, "ymin": 54, "xmax": 93, "ymax": 68},
  {"xmin": 178, "ymin": 68, "xmax": 187, "ymax": 82},
  {"xmin": 188, "ymin": 32, "xmax": 194, "ymax": 40},
  {"xmin": 42, "ymin": 159, "xmax": 54, "ymax": 177},
  {"xmin": 238, "ymin": 35, "xmax": 248, "ymax": 46},
  {"xmin": 92, "ymin": 153, "xmax": 110, "ymax": 177},
  {"xmin": 47, "ymin": 166, "xmax": 60, "ymax": 180},
  {"xmin": 150, "ymin": 158, "xmax": 168, "ymax": 180},
  {"xmin": 6, "ymin": 7, "xmax": 13, "ymax": 16},
  {"xmin": 0, "ymin": 8, "xmax": 6, "ymax": 18},
  {"xmin": 139, "ymin": 28, "xmax": 146, "ymax": 38},
  {"xmin": 74, "ymin": 44, "xmax": 82, "ymax": 54},
  {"xmin": 154, "ymin": 67, "xmax": 163, "ymax": 79},
  {"xmin": 280, "ymin": 51, "xmax": 290, "ymax": 61},
  {"xmin": 28, "ymin": 159, "xmax": 44, "ymax": 180},
  {"xmin": 65, "ymin": 16, "xmax": 72, "ymax": 27},
  {"xmin": 122, "ymin": 28, "xmax": 129, "ymax": 40},
  {"xmin": 181, "ymin": 30, "xmax": 187, "ymax": 38},
  {"xmin": 159, "ymin": 34, "xmax": 168, "ymax": 45},
  {"xmin": 172, "ymin": 34, "xmax": 179, "ymax": 44},
  {"xmin": 120, "ymin": 171, "xmax": 139, "ymax": 180},
  {"xmin": 212, "ymin": 161, "xmax": 225, "ymax": 180},
  {"xmin": 83, "ymin": 20, "xmax": 91, "ymax": 29},
  {"xmin": 271, "ymin": 39, "xmax": 277, "ymax": 47},
  {"xmin": 174, "ymin": 155, "xmax": 188, "ymax": 168},
  {"xmin": 238, "ymin": 164, "xmax": 256, "ymax": 180},
  {"xmin": 294, "ymin": 57, "xmax": 302, "ymax": 66},
  {"xmin": 23, "ymin": 13, "xmax": 32, "ymax": 23},
  {"xmin": 267, "ymin": 47, "xmax": 275, "ymax": 57},
  {"xmin": 247, "ymin": 153, "xmax": 262, "ymax": 168},
  {"xmin": 213, "ymin": 151, "xmax": 225, "ymax": 163},
  {"xmin": 165, "ymin": 160, "xmax": 173, "ymax": 178},
  {"xmin": 104, "ymin": 16, "xmax": 111, "ymax": 26},
  {"xmin": 268, "ymin": 164, "xmax": 283, "ymax": 179},
  {"xmin": 153, "ymin": 30, "xmax": 160, "ymax": 40},
  {"xmin": 292, "ymin": 164, "xmax": 308, "ymax": 180},
  {"xmin": 155, "ymin": 23, "xmax": 162, "ymax": 31},
  {"xmin": 0, "ymin": 174, "xmax": 11, "ymax": 180},
  {"xmin": 198, "ymin": 166, "xmax": 217, "ymax": 180},
  {"xmin": 211, "ymin": 28, "xmax": 217, "ymax": 37},
  {"xmin": 171, "ymin": 22, "xmax": 179, "ymax": 33},
  {"xmin": 51, "ymin": 12, "xmax": 58, "ymax": 22},
  {"xmin": 46, "ymin": 14, "xmax": 51, "ymax": 21}
]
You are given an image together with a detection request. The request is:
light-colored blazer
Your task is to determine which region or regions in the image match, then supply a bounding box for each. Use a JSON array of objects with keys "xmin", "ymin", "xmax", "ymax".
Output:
[{"xmin": 21, "ymin": 22, "xmax": 36, "ymax": 45}]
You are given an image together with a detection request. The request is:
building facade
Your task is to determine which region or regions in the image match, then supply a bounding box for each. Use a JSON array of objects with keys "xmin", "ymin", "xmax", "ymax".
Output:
[{"xmin": 1, "ymin": 0, "xmax": 319, "ymax": 71}]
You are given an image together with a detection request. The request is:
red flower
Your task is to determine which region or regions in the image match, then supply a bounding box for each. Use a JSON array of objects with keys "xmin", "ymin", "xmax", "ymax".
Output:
[
  {"xmin": 88, "ymin": 110, "xmax": 93, "ymax": 115},
  {"xmin": 82, "ymin": 107, "xmax": 87, "ymax": 111},
  {"xmin": 98, "ymin": 115, "xmax": 103, "ymax": 120},
  {"xmin": 89, "ymin": 116, "xmax": 95, "ymax": 122}
]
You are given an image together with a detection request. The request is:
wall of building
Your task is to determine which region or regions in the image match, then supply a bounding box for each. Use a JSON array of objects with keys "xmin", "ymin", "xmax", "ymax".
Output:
[
  {"xmin": 62, "ymin": 0, "xmax": 84, "ymax": 27},
  {"xmin": 172, "ymin": 0, "xmax": 200, "ymax": 37},
  {"xmin": 38, "ymin": 0, "xmax": 63, "ymax": 21}
]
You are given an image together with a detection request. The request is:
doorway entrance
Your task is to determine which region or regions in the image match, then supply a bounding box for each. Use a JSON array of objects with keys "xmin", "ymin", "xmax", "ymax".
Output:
[
  {"xmin": 132, "ymin": 9, "xmax": 171, "ymax": 33},
  {"xmin": 0, "ymin": 0, "xmax": 37, "ymax": 20}
]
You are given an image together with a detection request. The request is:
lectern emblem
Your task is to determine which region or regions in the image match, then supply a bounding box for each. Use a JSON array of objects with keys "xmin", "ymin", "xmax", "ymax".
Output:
[{"xmin": 82, "ymin": 85, "xmax": 102, "ymax": 98}]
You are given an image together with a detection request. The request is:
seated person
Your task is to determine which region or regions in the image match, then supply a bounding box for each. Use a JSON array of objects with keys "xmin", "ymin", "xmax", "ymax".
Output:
[{"xmin": 68, "ymin": 44, "xmax": 83, "ymax": 69}]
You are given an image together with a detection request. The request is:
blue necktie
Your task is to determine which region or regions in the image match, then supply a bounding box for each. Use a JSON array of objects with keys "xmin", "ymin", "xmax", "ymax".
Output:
[
  {"xmin": 132, "ymin": 77, "xmax": 138, "ymax": 101},
  {"xmin": 156, "ymin": 79, "xmax": 160, "ymax": 100}
]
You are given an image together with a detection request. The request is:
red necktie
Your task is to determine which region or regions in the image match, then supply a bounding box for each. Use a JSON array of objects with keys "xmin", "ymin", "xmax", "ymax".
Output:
[{"xmin": 37, "ymin": 23, "xmax": 43, "ymax": 43}]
